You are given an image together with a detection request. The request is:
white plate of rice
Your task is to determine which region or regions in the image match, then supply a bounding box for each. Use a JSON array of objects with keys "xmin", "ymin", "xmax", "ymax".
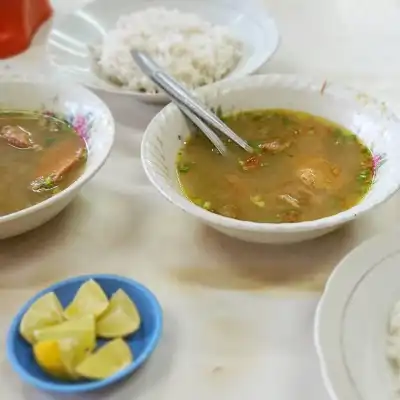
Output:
[
  {"xmin": 47, "ymin": 0, "xmax": 279, "ymax": 103},
  {"xmin": 314, "ymin": 229, "xmax": 400, "ymax": 400}
]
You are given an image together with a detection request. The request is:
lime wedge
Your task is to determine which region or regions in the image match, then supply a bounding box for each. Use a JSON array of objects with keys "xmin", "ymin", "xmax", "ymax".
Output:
[
  {"xmin": 96, "ymin": 289, "xmax": 141, "ymax": 338},
  {"xmin": 64, "ymin": 279, "xmax": 109, "ymax": 320},
  {"xmin": 34, "ymin": 314, "xmax": 96, "ymax": 351},
  {"xmin": 33, "ymin": 314, "xmax": 96, "ymax": 379},
  {"xmin": 34, "ymin": 335, "xmax": 95, "ymax": 380},
  {"xmin": 33, "ymin": 340, "xmax": 73, "ymax": 380},
  {"xmin": 75, "ymin": 338, "xmax": 133, "ymax": 380},
  {"xmin": 19, "ymin": 292, "xmax": 64, "ymax": 344}
]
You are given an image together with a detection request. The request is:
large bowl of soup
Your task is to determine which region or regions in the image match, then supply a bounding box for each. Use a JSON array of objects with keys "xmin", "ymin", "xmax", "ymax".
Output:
[
  {"xmin": 141, "ymin": 75, "xmax": 400, "ymax": 244},
  {"xmin": 0, "ymin": 78, "xmax": 114, "ymax": 239}
]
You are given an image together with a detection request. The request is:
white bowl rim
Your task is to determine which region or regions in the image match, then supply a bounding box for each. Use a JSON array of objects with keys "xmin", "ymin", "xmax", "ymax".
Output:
[
  {"xmin": 0, "ymin": 79, "xmax": 115, "ymax": 224},
  {"xmin": 141, "ymin": 74, "xmax": 400, "ymax": 233}
]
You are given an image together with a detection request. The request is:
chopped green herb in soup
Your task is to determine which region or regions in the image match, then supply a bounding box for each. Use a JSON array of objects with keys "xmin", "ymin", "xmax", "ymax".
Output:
[
  {"xmin": 176, "ymin": 109, "xmax": 374, "ymax": 223},
  {"xmin": 0, "ymin": 111, "xmax": 87, "ymax": 216}
]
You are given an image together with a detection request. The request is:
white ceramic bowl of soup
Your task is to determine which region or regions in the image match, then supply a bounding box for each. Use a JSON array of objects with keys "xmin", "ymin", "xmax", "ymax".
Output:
[
  {"xmin": 0, "ymin": 78, "xmax": 115, "ymax": 239},
  {"xmin": 141, "ymin": 75, "xmax": 400, "ymax": 244}
]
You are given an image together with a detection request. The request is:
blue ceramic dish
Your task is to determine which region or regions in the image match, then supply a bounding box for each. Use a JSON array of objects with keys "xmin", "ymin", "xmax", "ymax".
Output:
[{"xmin": 6, "ymin": 274, "xmax": 163, "ymax": 394}]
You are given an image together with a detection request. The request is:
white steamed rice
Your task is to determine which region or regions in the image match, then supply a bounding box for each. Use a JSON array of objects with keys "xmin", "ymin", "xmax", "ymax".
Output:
[{"xmin": 94, "ymin": 7, "xmax": 243, "ymax": 93}]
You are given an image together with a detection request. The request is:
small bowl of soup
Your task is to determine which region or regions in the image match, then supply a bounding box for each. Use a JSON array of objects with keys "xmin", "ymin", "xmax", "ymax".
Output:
[
  {"xmin": 141, "ymin": 75, "xmax": 400, "ymax": 244},
  {"xmin": 0, "ymin": 78, "xmax": 114, "ymax": 239}
]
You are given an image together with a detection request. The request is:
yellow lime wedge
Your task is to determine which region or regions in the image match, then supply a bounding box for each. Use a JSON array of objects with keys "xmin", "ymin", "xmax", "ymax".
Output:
[
  {"xmin": 64, "ymin": 279, "xmax": 109, "ymax": 320},
  {"xmin": 19, "ymin": 292, "xmax": 64, "ymax": 344},
  {"xmin": 33, "ymin": 340, "xmax": 73, "ymax": 380},
  {"xmin": 75, "ymin": 338, "xmax": 133, "ymax": 380},
  {"xmin": 96, "ymin": 289, "xmax": 141, "ymax": 338},
  {"xmin": 33, "ymin": 336, "xmax": 94, "ymax": 380},
  {"xmin": 33, "ymin": 314, "xmax": 96, "ymax": 351},
  {"xmin": 33, "ymin": 315, "xmax": 96, "ymax": 379},
  {"xmin": 57, "ymin": 336, "xmax": 94, "ymax": 379}
]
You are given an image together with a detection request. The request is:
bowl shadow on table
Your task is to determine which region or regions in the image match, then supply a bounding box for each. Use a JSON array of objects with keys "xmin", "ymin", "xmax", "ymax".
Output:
[
  {"xmin": 0, "ymin": 199, "xmax": 88, "ymax": 289},
  {"xmin": 0, "ymin": 188, "xmax": 151, "ymax": 287},
  {"xmin": 171, "ymin": 221, "xmax": 363, "ymax": 293},
  {"xmin": 18, "ymin": 309, "xmax": 177, "ymax": 400},
  {"xmin": 0, "ymin": 197, "xmax": 83, "ymax": 256}
]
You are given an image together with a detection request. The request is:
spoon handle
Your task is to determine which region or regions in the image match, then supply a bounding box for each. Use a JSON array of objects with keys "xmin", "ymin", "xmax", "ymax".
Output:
[
  {"xmin": 179, "ymin": 106, "xmax": 228, "ymax": 156},
  {"xmin": 131, "ymin": 50, "xmax": 253, "ymax": 154}
]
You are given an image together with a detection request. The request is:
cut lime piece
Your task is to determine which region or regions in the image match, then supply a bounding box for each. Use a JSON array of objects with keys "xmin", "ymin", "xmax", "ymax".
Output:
[
  {"xmin": 33, "ymin": 314, "xmax": 96, "ymax": 379},
  {"xmin": 19, "ymin": 292, "xmax": 64, "ymax": 344},
  {"xmin": 96, "ymin": 289, "xmax": 141, "ymax": 338},
  {"xmin": 57, "ymin": 336, "xmax": 93, "ymax": 379},
  {"xmin": 75, "ymin": 338, "xmax": 133, "ymax": 380},
  {"xmin": 33, "ymin": 340, "xmax": 73, "ymax": 380},
  {"xmin": 34, "ymin": 336, "xmax": 94, "ymax": 380},
  {"xmin": 34, "ymin": 314, "xmax": 96, "ymax": 351},
  {"xmin": 64, "ymin": 279, "xmax": 109, "ymax": 320}
]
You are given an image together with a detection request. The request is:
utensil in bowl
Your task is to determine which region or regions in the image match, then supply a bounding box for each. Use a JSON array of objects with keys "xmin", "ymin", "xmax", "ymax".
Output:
[
  {"xmin": 141, "ymin": 74, "xmax": 400, "ymax": 244},
  {"xmin": 132, "ymin": 50, "xmax": 253, "ymax": 155},
  {"xmin": 6, "ymin": 274, "xmax": 163, "ymax": 394},
  {"xmin": 0, "ymin": 77, "xmax": 115, "ymax": 239}
]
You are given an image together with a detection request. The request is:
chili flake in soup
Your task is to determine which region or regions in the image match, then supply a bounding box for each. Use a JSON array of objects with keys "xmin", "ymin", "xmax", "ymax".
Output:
[
  {"xmin": 0, "ymin": 111, "xmax": 87, "ymax": 216},
  {"xmin": 177, "ymin": 109, "xmax": 374, "ymax": 223}
]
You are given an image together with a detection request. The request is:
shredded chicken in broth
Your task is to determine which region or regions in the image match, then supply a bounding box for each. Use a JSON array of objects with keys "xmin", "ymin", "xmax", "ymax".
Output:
[
  {"xmin": 0, "ymin": 111, "xmax": 87, "ymax": 216},
  {"xmin": 177, "ymin": 109, "xmax": 374, "ymax": 223}
]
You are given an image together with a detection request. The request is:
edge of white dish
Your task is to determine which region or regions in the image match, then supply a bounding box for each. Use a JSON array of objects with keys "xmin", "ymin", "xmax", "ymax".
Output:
[{"xmin": 314, "ymin": 230, "xmax": 400, "ymax": 400}]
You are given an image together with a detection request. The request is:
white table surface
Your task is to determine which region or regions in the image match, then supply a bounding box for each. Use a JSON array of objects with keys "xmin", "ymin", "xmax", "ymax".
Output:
[{"xmin": 2, "ymin": 0, "xmax": 400, "ymax": 398}]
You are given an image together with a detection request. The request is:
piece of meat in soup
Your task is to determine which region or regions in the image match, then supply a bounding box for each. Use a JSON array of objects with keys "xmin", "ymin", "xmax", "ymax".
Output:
[
  {"xmin": 259, "ymin": 140, "xmax": 291, "ymax": 154},
  {"xmin": 296, "ymin": 158, "xmax": 341, "ymax": 190},
  {"xmin": 31, "ymin": 140, "xmax": 86, "ymax": 191},
  {"xmin": 0, "ymin": 125, "xmax": 41, "ymax": 149}
]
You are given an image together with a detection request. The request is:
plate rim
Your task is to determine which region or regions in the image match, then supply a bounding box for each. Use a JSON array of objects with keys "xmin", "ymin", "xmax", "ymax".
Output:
[{"xmin": 314, "ymin": 229, "xmax": 400, "ymax": 400}]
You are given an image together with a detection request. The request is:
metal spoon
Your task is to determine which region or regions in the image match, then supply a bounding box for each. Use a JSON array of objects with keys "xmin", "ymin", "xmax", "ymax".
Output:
[{"xmin": 131, "ymin": 50, "xmax": 253, "ymax": 155}]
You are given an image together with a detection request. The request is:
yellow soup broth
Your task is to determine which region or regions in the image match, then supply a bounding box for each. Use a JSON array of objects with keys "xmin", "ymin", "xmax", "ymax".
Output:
[
  {"xmin": 177, "ymin": 109, "xmax": 374, "ymax": 223},
  {"xmin": 0, "ymin": 111, "xmax": 87, "ymax": 216}
]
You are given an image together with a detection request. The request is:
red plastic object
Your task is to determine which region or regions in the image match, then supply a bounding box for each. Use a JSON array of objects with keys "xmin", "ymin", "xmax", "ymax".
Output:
[{"xmin": 0, "ymin": 0, "xmax": 53, "ymax": 59}]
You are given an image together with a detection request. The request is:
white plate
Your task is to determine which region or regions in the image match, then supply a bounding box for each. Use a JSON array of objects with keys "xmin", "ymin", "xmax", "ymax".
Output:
[
  {"xmin": 47, "ymin": 0, "xmax": 279, "ymax": 104},
  {"xmin": 315, "ymin": 230, "xmax": 400, "ymax": 400}
]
